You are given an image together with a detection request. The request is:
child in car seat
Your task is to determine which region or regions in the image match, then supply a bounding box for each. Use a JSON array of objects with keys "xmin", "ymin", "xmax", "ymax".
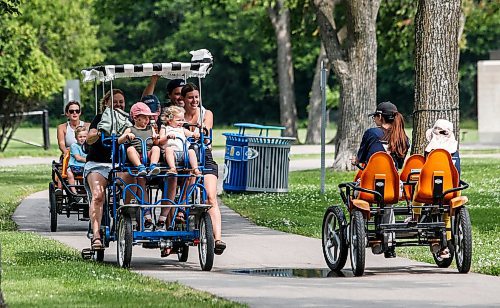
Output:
[
  {"xmin": 67, "ymin": 126, "xmax": 88, "ymax": 195},
  {"xmin": 159, "ymin": 106, "xmax": 201, "ymax": 176}
]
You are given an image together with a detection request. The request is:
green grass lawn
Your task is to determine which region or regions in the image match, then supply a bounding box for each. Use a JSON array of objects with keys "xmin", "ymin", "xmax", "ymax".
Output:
[
  {"xmin": 0, "ymin": 165, "xmax": 243, "ymax": 307},
  {"xmin": 2, "ymin": 124, "xmax": 483, "ymax": 159},
  {"xmin": 2, "ymin": 125, "xmax": 338, "ymax": 158},
  {"xmin": 221, "ymin": 157, "xmax": 500, "ymax": 276}
]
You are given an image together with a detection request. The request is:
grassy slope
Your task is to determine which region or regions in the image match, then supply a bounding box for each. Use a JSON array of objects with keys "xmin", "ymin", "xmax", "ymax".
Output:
[
  {"xmin": 0, "ymin": 165, "xmax": 243, "ymax": 307},
  {"xmin": 222, "ymin": 157, "xmax": 500, "ymax": 275}
]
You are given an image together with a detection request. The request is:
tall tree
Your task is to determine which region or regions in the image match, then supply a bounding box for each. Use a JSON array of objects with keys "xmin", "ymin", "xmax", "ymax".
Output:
[
  {"xmin": 268, "ymin": 0, "xmax": 298, "ymax": 138},
  {"xmin": 0, "ymin": 0, "xmax": 102, "ymax": 151},
  {"xmin": 412, "ymin": 0, "xmax": 461, "ymax": 153},
  {"xmin": 312, "ymin": 0, "xmax": 381, "ymax": 170}
]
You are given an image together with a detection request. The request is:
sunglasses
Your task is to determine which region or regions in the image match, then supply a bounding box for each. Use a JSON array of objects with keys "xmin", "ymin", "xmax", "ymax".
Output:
[{"xmin": 68, "ymin": 109, "xmax": 81, "ymax": 114}]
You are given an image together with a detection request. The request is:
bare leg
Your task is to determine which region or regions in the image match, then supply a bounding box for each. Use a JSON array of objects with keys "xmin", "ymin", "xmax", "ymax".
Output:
[
  {"xmin": 188, "ymin": 149, "xmax": 201, "ymax": 175},
  {"xmin": 161, "ymin": 177, "xmax": 177, "ymax": 225},
  {"xmin": 150, "ymin": 146, "xmax": 160, "ymax": 164},
  {"xmin": 127, "ymin": 147, "xmax": 142, "ymax": 167},
  {"xmin": 204, "ymin": 174, "xmax": 221, "ymax": 241},
  {"xmin": 164, "ymin": 147, "xmax": 176, "ymax": 170},
  {"xmin": 67, "ymin": 168, "xmax": 77, "ymax": 194},
  {"xmin": 87, "ymin": 172, "xmax": 108, "ymax": 241}
]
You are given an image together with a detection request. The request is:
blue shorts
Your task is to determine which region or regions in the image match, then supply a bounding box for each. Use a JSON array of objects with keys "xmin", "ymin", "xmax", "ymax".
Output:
[{"xmin": 69, "ymin": 165, "xmax": 84, "ymax": 175}]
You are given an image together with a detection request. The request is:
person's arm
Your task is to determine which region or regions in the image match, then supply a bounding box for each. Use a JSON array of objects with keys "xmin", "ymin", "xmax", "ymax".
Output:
[
  {"xmin": 86, "ymin": 115, "xmax": 101, "ymax": 145},
  {"xmin": 117, "ymin": 128, "xmax": 133, "ymax": 144},
  {"xmin": 56, "ymin": 123, "xmax": 67, "ymax": 153},
  {"xmin": 202, "ymin": 110, "xmax": 213, "ymax": 130},
  {"xmin": 356, "ymin": 130, "xmax": 372, "ymax": 164},
  {"xmin": 71, "ymin": 144, "xmax": 86, "ymax": 163},
  {"xmin": 183, "ymin": 128, "xmax": 199, "ymax": 139},
  {"xmin": 142, "ymin": 75, "xmax": 160, "ymax": 97}
]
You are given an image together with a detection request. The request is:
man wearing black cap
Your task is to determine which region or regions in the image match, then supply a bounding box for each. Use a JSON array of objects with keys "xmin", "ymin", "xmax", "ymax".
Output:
[{"xmin": 142, "ymin": 75, "xmax": 185, "ymax": 109}]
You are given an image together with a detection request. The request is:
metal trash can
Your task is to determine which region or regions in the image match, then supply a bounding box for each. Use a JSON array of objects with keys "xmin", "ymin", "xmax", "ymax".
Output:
[
  {"xmin": 222, "ymin": 131, "xmax": 249, "ymax": 192},
  {"xmin": 246, "ymin": 135, "xmax": 295, "ymax": 192},
  {"xmin": 223, "ymin": 123, "xmax": 292, "ymax": 192}
]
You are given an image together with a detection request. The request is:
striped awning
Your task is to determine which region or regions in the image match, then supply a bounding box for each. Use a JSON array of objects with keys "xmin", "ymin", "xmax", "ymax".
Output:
[{"xmin": 81, "ymin": 49, "xmax": 213, "ymax": 82}]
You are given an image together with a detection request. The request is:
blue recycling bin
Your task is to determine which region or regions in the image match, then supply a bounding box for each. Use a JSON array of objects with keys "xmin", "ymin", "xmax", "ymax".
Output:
[{"xmin": 222, "ymin": 123, "xmax": 286, "ymax": 192}]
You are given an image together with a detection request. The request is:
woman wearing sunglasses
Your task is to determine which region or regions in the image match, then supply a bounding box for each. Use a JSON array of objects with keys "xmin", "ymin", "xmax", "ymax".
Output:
[{"xmin": 57, "ymin": 101, "xmax": 90, "ymax": 154}]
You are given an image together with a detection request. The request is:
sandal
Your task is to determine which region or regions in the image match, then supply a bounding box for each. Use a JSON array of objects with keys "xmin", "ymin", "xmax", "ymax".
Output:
[
  {"xmin": 91, "ymin": 237, "xmax": 104, "ymax": 250},
  {"xmin": 438, "ymin": 247, "xmax": 450, "ymax": 259},
  {"xmin": 166, "ymin": 168, "xmax": 178, "ymax": 175},
  {"xmin": 214, "ymin": 240, "xmax": 226, "ymax": 255},
  {"xmin": 175, "ymin": 211, "xmax": 185, "ymax": 224}
]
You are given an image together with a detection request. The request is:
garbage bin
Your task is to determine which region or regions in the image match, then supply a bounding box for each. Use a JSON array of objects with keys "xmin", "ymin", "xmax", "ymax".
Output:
[
  {"xmin": 246, "ymin": 134, "xmax": 295, "ymax": 192},
  {"xmin": 223, "ymin": 123, "xmax": 291, "ymax": 192},
  {"xmin": 222, "ymin": 132, "xmax": 249, "ymax": 192}
]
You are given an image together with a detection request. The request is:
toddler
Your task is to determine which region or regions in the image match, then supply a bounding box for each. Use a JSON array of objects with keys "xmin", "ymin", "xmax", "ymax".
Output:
[
  {"xmin": 67, "ymin": 126, "xmax": 88, "ymax": 195},
  {"xmin": 159, "ymin": 106, "xmax": 201, "ymax": 176},
  {"xmin": 118, "ymin": 102, "xmax": 161, "ymax": 176}
]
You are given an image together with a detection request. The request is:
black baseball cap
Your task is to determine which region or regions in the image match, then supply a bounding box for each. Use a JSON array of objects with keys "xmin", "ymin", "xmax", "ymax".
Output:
[
  {"xmin": 368, "ymin": 101, "xmax": 398, "ymax": 116},
  {"xmin": 166, "ymin": 79, "xmax": 186, "ymax": 95},
  {"xmin": 141, "ymin": 95, "xmax": 160, "ymax": 113}
]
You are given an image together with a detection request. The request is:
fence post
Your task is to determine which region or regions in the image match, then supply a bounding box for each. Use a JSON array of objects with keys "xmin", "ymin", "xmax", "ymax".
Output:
[{"xmin": 42, "ymin": 109, "xmax": 50, "ymax": 150}]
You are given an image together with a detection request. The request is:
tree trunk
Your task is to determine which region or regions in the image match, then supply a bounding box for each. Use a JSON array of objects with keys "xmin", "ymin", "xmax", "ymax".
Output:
[
  {"xmin": 413, "ymin": 0, "xmax": 461, "ymax": 154},
  {"xmin": 305, "ymin": 44, "xmax": 330, "ymax": 144},
  {"xmin": 268, "ymin": 0, "xmax": 298, "ymax": 138},
  {"xmin": 313, "ymin": 0, "xmax": 380, "ymax": 170}
]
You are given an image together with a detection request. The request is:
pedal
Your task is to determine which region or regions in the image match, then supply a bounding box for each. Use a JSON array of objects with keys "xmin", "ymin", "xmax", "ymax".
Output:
[{"xmin": 81, "ymin": 248, "xmax": 93, "ymax": 260}]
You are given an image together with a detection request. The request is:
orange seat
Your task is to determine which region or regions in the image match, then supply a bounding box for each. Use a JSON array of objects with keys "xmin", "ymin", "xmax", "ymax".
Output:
[
  {"xmin": 353, "ymin": 163, "xmax": 365, "ymax": 182},
  {"xmin": 355, "ymin": 152, "xmax": 400, "ymax": 206},
  {"xmin": 61, "ymin": 150, "xmax": 70, "ymax": 179},
  {"xmin": 413, "ymin": 149, "xmax": 460, "ymax": 205},
  {"xmin": 399, "ymin": 154, "xmax": 425, "ymax": 201}
]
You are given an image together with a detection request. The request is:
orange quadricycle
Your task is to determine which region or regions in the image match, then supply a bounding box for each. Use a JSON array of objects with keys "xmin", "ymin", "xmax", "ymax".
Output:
[{"xmin": 322, "ymin": 149, "xmax": 471, "ymax": 276}]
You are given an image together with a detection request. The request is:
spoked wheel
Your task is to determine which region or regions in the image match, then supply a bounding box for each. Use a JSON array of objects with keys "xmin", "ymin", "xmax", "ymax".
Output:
[
  {"xmin": 454, "ymin": 207, "xmax": 472, "ymax": 273},
  {"xmin": 322, "ymin": 206, "xmax": 348, "ymax": 272},
  {"xmin": 349, "ymin": 210, "xmax": 366, "ymax": 277},
  {"xmin": 198, "ymin": 212, "xmax": 214, "ymax": 271},
  {"xmin": 49, "ymin": 183, "xmax": 58, "ymax": 232},
  {"xmin": 117, "ymin": 213, "xmax": 133, "ymax": 268},
  {"xmin": 178, "ymin": 244, "xmax": 189, "ymax": 262}
]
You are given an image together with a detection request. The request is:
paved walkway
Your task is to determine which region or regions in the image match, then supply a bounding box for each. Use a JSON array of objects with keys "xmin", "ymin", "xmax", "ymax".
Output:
[{"xmin": 8, "ymin": 144, "xmax": 500, "ymax": 307}]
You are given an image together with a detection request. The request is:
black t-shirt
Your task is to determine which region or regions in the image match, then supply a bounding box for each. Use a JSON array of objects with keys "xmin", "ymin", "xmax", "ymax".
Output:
[
  {"xmin": 356, "ymin": 127, "xmax": 409, "ymax": 169},
  {"xmin": 86, "ymin": 114, "xmax": 114, "ymax": 163}
]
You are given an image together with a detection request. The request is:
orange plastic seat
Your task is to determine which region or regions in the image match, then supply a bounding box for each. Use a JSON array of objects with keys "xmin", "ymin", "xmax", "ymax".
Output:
[
  {"xmin": 61, "ymin": 150, "xmax": 70, "ymax": 179},
  {"xmin": 355, "ymin": 152, "xmax": 400, "ymax": 206},
  {"xmin": 353, "ymin": 163, "xmax": 365, "ymax": 182},
  {"xmin": 399, "ymin": 154, "xmax": 425, "ymax": 201},
  {"xmin": 413, "ymin": 149, "xmax": 460, "ymax": 205}
]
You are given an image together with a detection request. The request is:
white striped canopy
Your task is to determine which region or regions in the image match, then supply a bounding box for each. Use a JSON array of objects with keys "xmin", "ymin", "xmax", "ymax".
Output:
[{"xmin": 81, "ymin": 49, "xmax": 213, "ymax": 82}]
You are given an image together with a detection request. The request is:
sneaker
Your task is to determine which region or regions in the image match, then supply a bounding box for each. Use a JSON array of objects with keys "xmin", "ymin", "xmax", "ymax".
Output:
[
  {"xmin": 144, "ymin": 219, "xmax": 154, "ymax": 231},
  {"xmin": 137, "ymin": 165, "xmax": 147, "ymax": 176},
  {"xmin": 148, "ymin": 164, "xmax": 161, "ymax": 176},
  {"xmin": 156, "ymin": 220, "xmax": 166, "ymax": 231}
]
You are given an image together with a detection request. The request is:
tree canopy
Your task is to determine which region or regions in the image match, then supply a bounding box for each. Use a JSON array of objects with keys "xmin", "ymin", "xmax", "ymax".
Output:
[{"xmin": 0, "ymin": 0, "xmax": 102, "ymax": 150}]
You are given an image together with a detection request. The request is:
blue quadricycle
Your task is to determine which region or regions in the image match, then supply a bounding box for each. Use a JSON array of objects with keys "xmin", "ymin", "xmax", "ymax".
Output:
[{"xmin": 80, "ymin": 49, "xmax": 216, "ymax": 271}]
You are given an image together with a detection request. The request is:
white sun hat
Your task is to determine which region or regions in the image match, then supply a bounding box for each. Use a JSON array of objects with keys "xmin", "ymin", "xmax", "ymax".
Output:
[{"xmin": 425, "ymin": 119, "xmax": 458, "ymax": 154}]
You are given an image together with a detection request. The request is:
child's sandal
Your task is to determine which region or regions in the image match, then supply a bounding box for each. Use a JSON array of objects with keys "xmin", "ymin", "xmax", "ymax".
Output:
[{"xmin": 166, "ymin": 168, "xmax": 177, "ymax": 175}]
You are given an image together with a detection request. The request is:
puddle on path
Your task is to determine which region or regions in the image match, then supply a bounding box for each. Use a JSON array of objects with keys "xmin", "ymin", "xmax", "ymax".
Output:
[{"xmin": 230, "ymin": 268, "xmax": 355, "ymax": 278}]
